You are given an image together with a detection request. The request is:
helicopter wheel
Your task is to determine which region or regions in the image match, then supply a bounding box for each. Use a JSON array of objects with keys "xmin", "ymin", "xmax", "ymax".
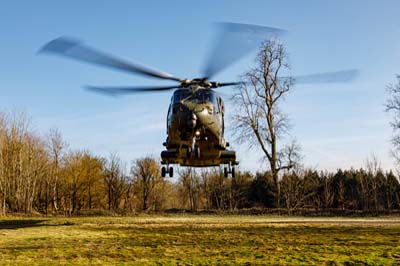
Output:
[
  {"xmin": 231, "ymin": 166, "xmax": 235, "ymax": 178},
  {"xmin": 169, "ymin": 166, "xmax": 174, "ymax": 177},
  {"xmin": 224, "ymin": 167, "xmax": 228, "ymax": 178},
  {"xmin": 161, "ymin": 166, "xmax": 166, "ymax": 178}
]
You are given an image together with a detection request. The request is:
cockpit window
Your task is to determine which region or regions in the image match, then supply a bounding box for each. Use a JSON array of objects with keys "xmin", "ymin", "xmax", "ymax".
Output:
[
  {"xmin": 204, "ymin": 92, "xmax": 219, "ymax": 107},
  {"xmin": 173, "ymin": 89, "xmax": 220, "ymax": 111},
  {"xmin": 173, "ymin": 90, "xmax": 191, "ymax": 103},
  {"xmin": 191, "ymin": 91, "xmax": 205, "ymax": 104}
]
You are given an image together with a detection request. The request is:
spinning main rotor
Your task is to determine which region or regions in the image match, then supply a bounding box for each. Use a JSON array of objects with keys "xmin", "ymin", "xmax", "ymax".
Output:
[{"xmin": 40, "ymin": 22, "xmax": 358, "ymax": 96}]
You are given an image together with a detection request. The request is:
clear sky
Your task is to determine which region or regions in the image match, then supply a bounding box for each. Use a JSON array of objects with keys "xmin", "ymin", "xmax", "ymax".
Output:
[{"xmin": 1, "ymin": 0, "xmax": 400, "ymax": 172}]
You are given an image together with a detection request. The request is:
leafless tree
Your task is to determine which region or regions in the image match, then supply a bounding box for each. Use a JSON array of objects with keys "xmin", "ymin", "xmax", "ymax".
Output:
[
  {"xmin": 232, "ymin": 39, "xmax": 301, "ymax": 209},
  {"xmin": 355, "ymin": 169, "xmax": 372, "ymax": 210},
  {"xmin": 0, "ymin": 113, "xmax": 6, "ymax": 215},
  {"xmin": 208, "ymin": 168, "xmax": 231, "ymax": 210},
  {"xmin": 104, "ymin": 153, "xmax": 127, "ymax": 211},
  {"xmin": 179, "ymin": 168, "xmax": 201, "ymax": 211},
  {"xmin": 365, "ymin": 154, "xmax": 383, "ymax": 212},
  {"xmin": 60, "ymin": 150, "xmax": 103, "ymax": 215},
  {"xmin": 280, "ymin": 168, "xmax": 319, "ymax": 215},
  {"xmin": 199, "ymin": 169, "xmax": 212, "ymax": 210},
  {"xmin": 131, "ymin": 156, "xmax": 160, "ymax": 211},
  {"xmin": 230, "ymin": 171, "xmax": 252, "ymax": 210},
  {"xmin": 337, "ymin": 178, "xmax": 346, "ymax": 211},
  {"xmin": 281, "ymin": 173, "xmax": 304, "ymax": 215},
  {"xmin": 0, "ymin": 112, "xmax": 48, "ymax": 213},
  {"xmin": 386, "ymin": 75, "xmax": 400, "ymax": 164},
  {"xmin": 322, "ymin": 172, "xmax": 335, "ymax": 210},
  {"xmin": 46, "ymin": 129, "xmax": 65, "ymax": 213}
]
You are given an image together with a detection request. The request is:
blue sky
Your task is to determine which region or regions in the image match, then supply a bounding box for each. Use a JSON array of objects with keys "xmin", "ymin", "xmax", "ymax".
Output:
[{"xmin": 1, "ymin": 1, "xmax": 400, "ymax": 172}]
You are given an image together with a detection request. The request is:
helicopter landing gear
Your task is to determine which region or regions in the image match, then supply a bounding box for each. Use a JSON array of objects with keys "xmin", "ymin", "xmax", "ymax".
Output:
[
  {"xmin": 161, "ymin": 166, "xmax": 166, "ymax": 177},
  {"xmin": 194, "ymin": 146, "xmax": 200, "ymax": 159},
  {"xmin": 161, "ymin": 165, "xmax": 174, "ymax": 178},
  {"xmin": 191, "ymin": 137, "xmax": 200, "ymax": 159},
  {"xmin": 187, "ymin": 136, "xmax": 201, "ymax": 159},
  {"xmin": 223, "ymin": 163, "xmax": 235, "ymax": 178}
]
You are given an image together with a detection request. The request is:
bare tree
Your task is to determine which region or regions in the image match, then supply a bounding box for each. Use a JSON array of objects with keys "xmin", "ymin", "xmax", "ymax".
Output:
[
  {"xmin": 230, "ymin": 171, "xmax": 252, "ymax": 209},
  {"xmin": 281, "ymin": 173, "xmax": 304, "ymax": 215},
  {"xmin": 46, "ymin": 129, "xmax": 65, "ymax": 213},
  {"xmin": 337, "ymin": 178, "xmax": 347, "ymax": 211},
  {"xmin": 131, "ymin": 156, "xmax": 160, "ymax": 211},
  {"xmin": 208, "ymin": 168, "xmax": 231, "ymax": 210},
  {"xmin": 61, "ymin": 150, "xmax": 103, "ymax": 215},
  {"xmin": 0, "ymin": 111, "xmax": 49, "ymax": 213},
  {"xmin": 103, "ymin": 153, "xmax": 127, "ymax": 211},
  {"xmin": 280, "ymin": 168, "xmax": 319, "ymax": 215},
  {"xmin": 386, "ymin": 75, "xmax": 400, "ymax": 164},
  {"xmin": 0, "ymin": 113, "xmax": 6, "ymax": 215},
  {"xmin": 178, "ymin": 168, "xmax": 201, "ymax": 211},
  {"xmin": 321, "ymin": 172, "xmax": 335, "ymax": 210},
  {"xmin": 199, "ymin": 169, "xmax": 212, "ymax": 210},
  {"xmin": 232, "ymin": 39, "xmax": 301, "ymax": 209},
  {"xmin": 355, "ymin": 168, "xmax": 372, "ymax": 210},
  {"xmin": 365, "ymin": 154, "xmax": 383, "ymax": 212}
]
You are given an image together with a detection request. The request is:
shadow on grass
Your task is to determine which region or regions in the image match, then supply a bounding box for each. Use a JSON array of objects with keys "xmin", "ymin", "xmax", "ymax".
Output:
[{"xmin": 0, "ymin": 219, "xmax": 46, "ymax": 229}]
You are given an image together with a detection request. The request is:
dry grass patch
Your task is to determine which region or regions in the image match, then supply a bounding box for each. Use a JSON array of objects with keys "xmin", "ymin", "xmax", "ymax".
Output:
[{"xmin": 0, "ymin": 215, "xmax": 399, "ymax": 265}]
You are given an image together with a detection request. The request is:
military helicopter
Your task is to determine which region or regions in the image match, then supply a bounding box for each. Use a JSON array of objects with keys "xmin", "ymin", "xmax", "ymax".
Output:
[
  {"xmin": 40, "ymin": 23, "xmax": 358, "ymax": 178},
  {"xmin": 40, "ymin": 23, "xmax": 289, "ymax": 178}
]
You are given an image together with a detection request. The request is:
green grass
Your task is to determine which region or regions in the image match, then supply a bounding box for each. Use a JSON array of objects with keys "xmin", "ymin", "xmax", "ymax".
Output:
[{"xmin": 0, "ymin": 216, "xmax": 400, "ymax": 265}]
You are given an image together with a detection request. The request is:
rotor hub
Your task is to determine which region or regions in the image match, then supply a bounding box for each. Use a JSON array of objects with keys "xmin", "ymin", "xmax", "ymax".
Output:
[{"xmin": 180, "ymin": 78, "xmax": 215, "ymax": 88}]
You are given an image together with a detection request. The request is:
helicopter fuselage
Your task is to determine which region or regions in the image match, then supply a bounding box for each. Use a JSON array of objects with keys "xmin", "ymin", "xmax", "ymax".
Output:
[{"xmin": 161, "ymin": 86, "xmax": 237, "ymax": 167}]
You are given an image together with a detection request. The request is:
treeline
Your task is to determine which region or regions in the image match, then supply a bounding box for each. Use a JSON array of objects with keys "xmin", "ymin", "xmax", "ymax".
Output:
[
  {"xmin": 175, "ymin": 167, "xmax": 400, "ymax": 215},
  {"xmin": 0, "ymin": 112, "xmax": 400, "ymax": 216}
]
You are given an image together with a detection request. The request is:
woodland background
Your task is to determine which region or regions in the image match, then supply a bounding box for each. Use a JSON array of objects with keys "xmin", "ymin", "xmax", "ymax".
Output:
[{"xmin": 0, "ymin": 112, "xmax": 399, "ymax": 216}]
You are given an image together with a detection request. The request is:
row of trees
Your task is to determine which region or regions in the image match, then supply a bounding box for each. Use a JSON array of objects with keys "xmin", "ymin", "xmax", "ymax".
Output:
[
  {"xmin": 0, "ymin": 111, "xmax": 399, "ymax": 215},
  {"xmin": 0, "ymin": 112, "xmax": 168, "ymax": 215},
  {"xmin": 177, "ymin": 165, "xmax": 400, "ymax": 215}
]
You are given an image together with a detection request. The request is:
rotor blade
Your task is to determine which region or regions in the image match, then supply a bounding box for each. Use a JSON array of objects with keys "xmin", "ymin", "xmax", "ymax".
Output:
[
  {"xmin": 202, "ymin": 22, "xmax": 287, "ymax": 79},
  {"xmin": 215, "ymin": 81, "xmax": 243, "ymax": 88},
  {"xmin": 40, "ymin": 37, "xmax": 183, "ymax": 82},
  {"xmin": 291, "ymin": 69, "xmax": 360, "ymax": 84},
  {"xmin": 85, "ymin": 85, "xmax": 182, "ymax": 96}
]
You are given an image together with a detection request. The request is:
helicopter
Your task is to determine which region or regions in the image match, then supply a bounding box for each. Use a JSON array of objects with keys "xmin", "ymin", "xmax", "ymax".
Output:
[
  {"xmin": 40, "ymin": 23, "xmax": 290, "ymax": 178},
  {"xmin": 40, "ymin": 23, "xmax": 358, "ymax": 178}
]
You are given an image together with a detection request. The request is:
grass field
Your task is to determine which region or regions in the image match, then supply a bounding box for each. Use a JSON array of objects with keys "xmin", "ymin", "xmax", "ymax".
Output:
[{"xmin": 0, "ymin": 215, "xmax": 400, "ymax": 265}]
